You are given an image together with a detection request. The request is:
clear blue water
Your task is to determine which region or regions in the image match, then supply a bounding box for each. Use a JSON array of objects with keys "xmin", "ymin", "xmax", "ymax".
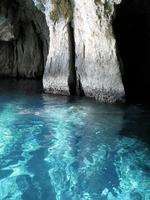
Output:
[{"xmin": 0, "ymin": 80, "xmax": 149, "ymax": 200}]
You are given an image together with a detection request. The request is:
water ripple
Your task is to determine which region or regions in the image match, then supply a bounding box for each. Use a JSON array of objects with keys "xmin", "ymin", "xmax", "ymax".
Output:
[{"xmin": 0, "ymin": 91, "xmax": 149, "ymax": 200}]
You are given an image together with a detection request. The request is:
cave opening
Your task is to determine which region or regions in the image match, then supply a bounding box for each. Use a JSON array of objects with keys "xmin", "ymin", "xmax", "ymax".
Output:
[{"xmin": 113, "ymin": 0, "xmax": 150, "ymax": 103}]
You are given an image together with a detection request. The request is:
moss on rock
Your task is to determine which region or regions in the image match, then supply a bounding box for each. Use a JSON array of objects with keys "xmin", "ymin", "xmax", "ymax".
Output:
[
  {"xmin": 50, "ymin": 0, "xmax": 73, "ymax": 23},
  {"xmin": 94, "ymin": 0, "xmax": 102, "ymax": 5},
  {"xmin": 104, "ymin": 1, "xmax": 113, "ymax": 16}
]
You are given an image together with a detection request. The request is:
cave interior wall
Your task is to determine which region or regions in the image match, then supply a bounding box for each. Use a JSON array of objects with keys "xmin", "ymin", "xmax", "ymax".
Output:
[
  {"xmin": 0, "ymin": 0, "xmax": 49, "ymax": 79},
  {"xmin": 113, "ymin": 0, "xmax": 150, "ymax": 103}
]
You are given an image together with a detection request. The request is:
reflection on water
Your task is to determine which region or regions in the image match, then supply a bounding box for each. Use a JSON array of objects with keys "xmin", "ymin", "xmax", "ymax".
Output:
[{"xmin": 0, "ymin": 80, "xmax": 149, "ymax": 200}]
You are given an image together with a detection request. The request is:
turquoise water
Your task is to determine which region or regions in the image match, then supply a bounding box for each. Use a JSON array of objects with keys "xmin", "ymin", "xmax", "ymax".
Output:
[{"xmin": 0, "ymin": 80, "xmax": 149, "ymax": 200}]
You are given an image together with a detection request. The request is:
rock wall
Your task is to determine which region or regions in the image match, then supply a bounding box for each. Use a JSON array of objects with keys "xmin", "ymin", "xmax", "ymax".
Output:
[
  {"xmin": 0, "ymin": 0, "xmax": 49, "ymax": 78},
  {"xmin": 0, "ymin": 0, "xmax": 125, "ymax": 102},
  {"xmin": 43, "ymin": 18, "xmax": 71, "ymax": 95},
  {"xmin": 34, "ymin": 0, "xmax": 124, "ymax": 102},
  {"xmin": 74, "ymin": 0, "xmax": 124, "ymax": 102},
  {"xmin": 35, "ymin": 0, "xmax": 75, "ymax": 95},
  {"xmin": 0, "ymin": 16, "xmax": 14, "ymax": 41},
  {"xmin": 114, "ymin": 0, "xmax": 150, "ymax": 103}
]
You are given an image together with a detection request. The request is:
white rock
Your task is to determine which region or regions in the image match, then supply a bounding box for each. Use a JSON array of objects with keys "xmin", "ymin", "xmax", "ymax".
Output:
[
  {"xmin": 74, "ymin": 0, "xmax": 124, "ymax": 102},
  {"xmin": 34, "ymin": 0, "xmax": 125, "ymax": 102},
  {"xmin": 43, "ymin": 18, "xmax": 70, "ymax": 95}
]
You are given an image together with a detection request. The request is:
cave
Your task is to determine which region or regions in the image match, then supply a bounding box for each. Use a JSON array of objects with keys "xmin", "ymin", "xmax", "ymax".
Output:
[
  {"xmin": 113, "ymin": 0, "xmax": 150, "ymax": 103},
  {"xmin": 0, "ymin": 0, "xmax": 49, "ymax": 79}
]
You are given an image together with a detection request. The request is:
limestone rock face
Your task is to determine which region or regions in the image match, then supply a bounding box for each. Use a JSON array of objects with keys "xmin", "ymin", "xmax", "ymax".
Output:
[
  {"xmin": 34, "ymin": 0, "xmax": 124, "ymax": 102},
  {"xmin": 0, "ymin": 0, "xmax": 49, "ymax": 78},
  {"xmin": 0, "ymin": 0, "xmax": 125, "ymax": 102},
  {"xmin": 0, "ymin": 16, "xmax": 14, "ymax": 41},
  {"xmin": 74, "ymin": 0, "xmax": 124, "ymax": 102},
  {"xmin": 43, "ymin": 16, "xmax": 71, "ymax": 95},
  {"xmin": 34, "ymin": 0, "xmax": 72, "ymax": 95}
]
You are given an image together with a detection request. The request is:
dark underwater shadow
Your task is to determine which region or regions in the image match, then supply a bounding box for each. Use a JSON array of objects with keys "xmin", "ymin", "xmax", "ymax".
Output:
[
  {"xmin": 119, "ymin": 105, "xmax": 150, "ymax": 145},
  {"xmin": 0, "ymin": 79, "xmax": 43, "ymax": 95}
]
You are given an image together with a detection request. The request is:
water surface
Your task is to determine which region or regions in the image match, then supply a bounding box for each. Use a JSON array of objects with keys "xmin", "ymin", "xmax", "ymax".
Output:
[{"xmin": 0, "ymin": 80, "xmax": 149, "ymax": 200}]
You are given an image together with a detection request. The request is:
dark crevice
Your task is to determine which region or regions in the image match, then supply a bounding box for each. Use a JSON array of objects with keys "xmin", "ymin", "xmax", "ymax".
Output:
[
  {"xmin": 113, "ymin": 0, "xmax": 150, "ymax": 103},
  {"xmin": 68, "ymin": 21, "xmax": 77, "ymax": 96},
  {"xmin": 76, "ymin": 74, "xmax": 85, "ymax": 97},
  {"xmin": 112, "ymin": 5, "xmax": 125, "ymax": 97},
  {"xmin": 31, "ymin": 20, "xmax": 45, "ymax": 77},
  {"xmin": 68, "ymin": 20, "xmax": 85, "ymax": 97}
]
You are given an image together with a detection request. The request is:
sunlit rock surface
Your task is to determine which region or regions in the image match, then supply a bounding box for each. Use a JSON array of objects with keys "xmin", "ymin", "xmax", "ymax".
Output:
[
  {"xmin": 34, "ymin": 0, "xmax": 73, "ymax": 95},
  {"xmin": 43, "ymin": 20, "xmax": 70, "ymax": 95},
  {"xmin": 0, "ymin": 80, "xmax": 149, "ymax": 199},
  {"xmin": 34, "ymin": 0, "xmax": 125, "ymax": 102},
  {"xmin": 74, "ymin": 0, "xmax": 124, "ymax": 102},
  {"xmin": 0, "ymin": 0, "xmax": 125, "ymax": 101}
]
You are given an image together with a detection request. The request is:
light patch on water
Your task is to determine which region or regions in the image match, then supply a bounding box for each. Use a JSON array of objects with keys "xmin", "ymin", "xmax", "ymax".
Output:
[
  {"xmin": 0, "ymin": 100, "xmax": 45, "ymax": 199},
  {"xmin": 113, "ymin": 138, "xmax": 150, "ymax": 200},
  {"xmin": 0, "ymin": 176, "xmax": 22, "ymax": 200},
  {"xmin": 2, "ymin": 161, "xmax": 31, "ymax": 178},
  {"xmin": 41, "ymin": 102, "xmax": 150, "ymax": 200},
  {"xmin": 0, "ymin": 104, "xmax": 17, "ymax": 156},
  {"xmin": 44, "ymin": 105, "xmax": 86, "ymax": 200},
  {"xmin": 42, "ymin": 103, "xmax": 124, "ymax": 200},
  {"xmin": 0, "ymin": 90, "xmax": 149, "ymax": 200}
]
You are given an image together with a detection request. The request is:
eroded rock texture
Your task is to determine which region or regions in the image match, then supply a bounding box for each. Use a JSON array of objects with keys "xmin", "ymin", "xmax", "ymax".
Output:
[
  {"xmin": 43, "ymin": 18, "xmax": 71, "ymax": 95},
  {"xmin": 34, "ymin": 0, "xmax": 124, "ymax": 102},
  {"xmin": 74, "ymin": 0, "xmax": 124, "ymax": 102},
  {"xmin": 0, "ymin": 0, "xmax": 49, "ymax": 78},
  {"xmin": 34, "ymin": 0, "xmax": 74, "ymax": 95},
  {"xmin": 0, "ymin": 16, "xmax": 14, "ymax": 41},
  {"xmin": 0, "ymin": 0, "xmax": 125, "ymax": 102}
]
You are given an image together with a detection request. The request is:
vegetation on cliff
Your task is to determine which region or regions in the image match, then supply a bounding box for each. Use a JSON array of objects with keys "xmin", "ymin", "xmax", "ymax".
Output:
[{"xmin": 50, "ymin": 0, "xmax": 73, "ymax": 22}]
